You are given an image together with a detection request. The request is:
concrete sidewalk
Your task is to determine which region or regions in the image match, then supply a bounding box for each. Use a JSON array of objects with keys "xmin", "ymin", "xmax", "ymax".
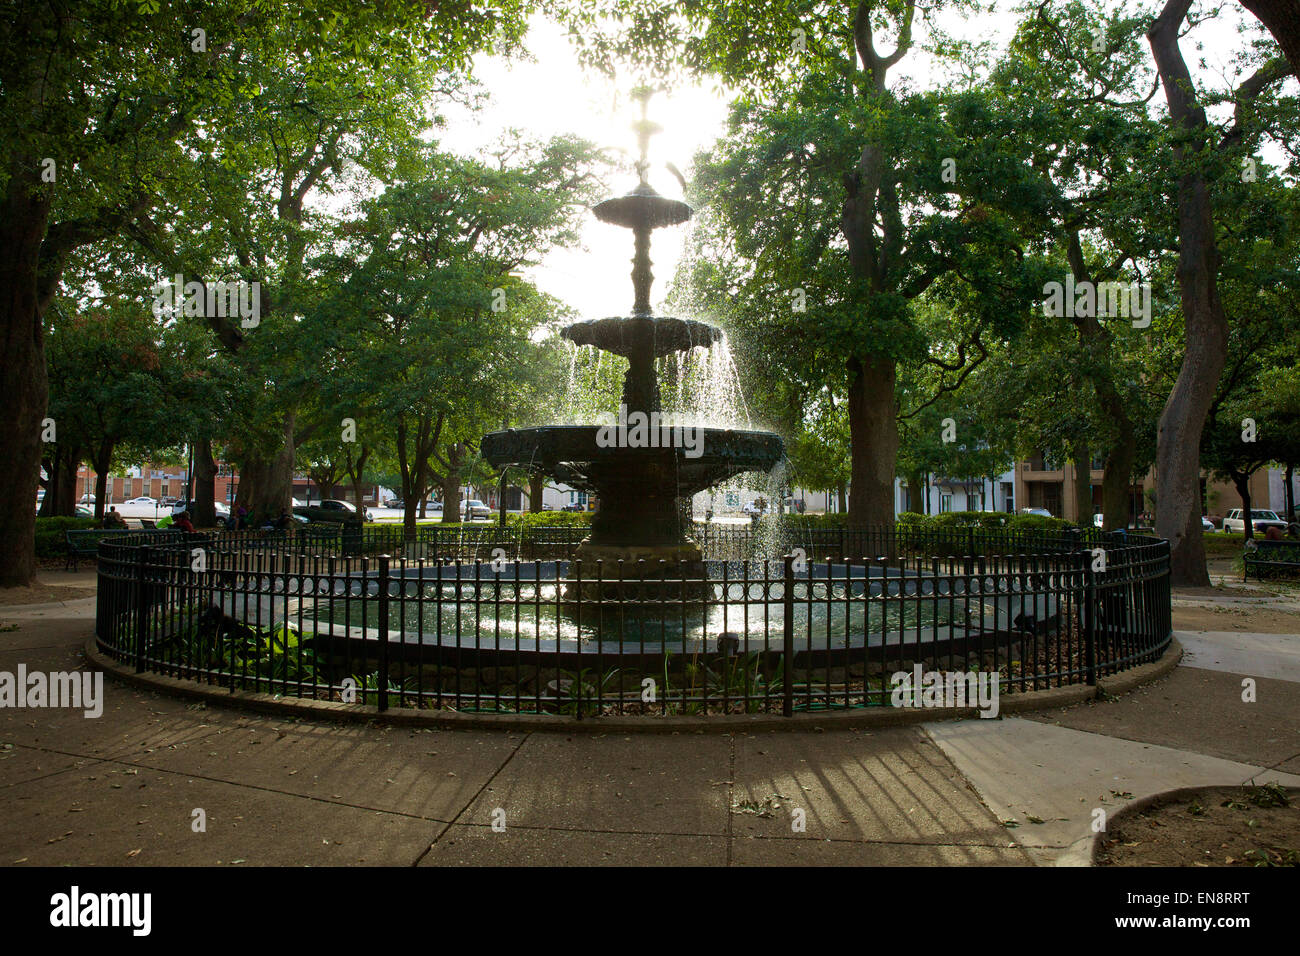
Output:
[{"xmin": 1, "ymin": 584, "xmax": 1297, "ymax": 866}]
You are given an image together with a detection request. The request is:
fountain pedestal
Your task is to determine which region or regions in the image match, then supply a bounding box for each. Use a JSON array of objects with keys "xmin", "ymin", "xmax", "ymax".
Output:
[{"xmin": 479, "ymin": 88, "xmax": 785, "ymax": 614}]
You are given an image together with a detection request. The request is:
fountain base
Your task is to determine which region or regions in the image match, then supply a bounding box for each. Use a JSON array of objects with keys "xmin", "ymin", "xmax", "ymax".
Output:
[{"xmin": 563, "ymin": 541, "xmax": 709, "ymax": 603}]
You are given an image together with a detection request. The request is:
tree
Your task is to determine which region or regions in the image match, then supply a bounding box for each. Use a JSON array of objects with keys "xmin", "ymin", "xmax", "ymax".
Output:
[
  {"xmin": 0, "ymin": 0, "xmax": 528, "ymax": 585},
  {"xmin": 43, "ymin": 297, "xmax": 189, "ymax": 520},
  {"xmin": 312, "ymin": 139, "xmax": 603, "ymax": 537},
  {"xmin": 1146, "ymin": 0, "xmax": 1293, "ymax": 584}
]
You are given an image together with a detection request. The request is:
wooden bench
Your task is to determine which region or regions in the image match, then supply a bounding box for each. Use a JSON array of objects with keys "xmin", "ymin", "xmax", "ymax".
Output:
[
  {"xmin": 65, "ymin": 527, "xmax": 136, "ymax": 571},
  {"xmin": 1243, "ymin": 539, "xmax": 1300, "ymax": 581}
]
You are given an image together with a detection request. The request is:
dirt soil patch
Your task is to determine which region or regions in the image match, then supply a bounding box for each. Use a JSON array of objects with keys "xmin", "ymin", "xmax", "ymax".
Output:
[
  {"xmin": 1172, "ymin": 603, "xmax": 1300, "ymax": 634},
  {"xmin": 1097, "ymin": 784, "xmax": 1300, "ymax": 867},
  {"xmin": 0, "ymin": 581, "xmax": 96, "ymax": 607}
]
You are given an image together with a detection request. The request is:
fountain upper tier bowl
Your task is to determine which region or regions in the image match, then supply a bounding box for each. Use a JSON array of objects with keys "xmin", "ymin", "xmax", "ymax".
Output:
[
  {"xmin": 480, "ymin": 424, "xmax": 783, "ymax": 498},
  {"xmin": 562, "ymin": 315, "xmax": 721, "ymax": 359},
  {"xmin": 592, "ymin": 184, "xmax": 691, "ymax": 230}
]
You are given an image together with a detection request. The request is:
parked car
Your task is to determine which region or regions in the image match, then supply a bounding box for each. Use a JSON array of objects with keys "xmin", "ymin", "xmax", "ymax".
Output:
[
  {"xmin": 1020, "ymin": 507, "xmax": 1053, "ymax": 518},
  {"xmin": 1222, "ymin": 509, "xmax": 1288, "ymax": 534},
  {"xmin": 317, "ymin": 498, "xmax": 373, "ymax": 521},
  {"xmin": 460, "ymin": 499, "xmax": 492, "ymax": 520},
  {"xmin": 124, "ymin": 496, "xmax": 156, "ymax": 507},
  {"xmin": 74, "ymin": 505, "xmax": 94, "ymax": 518}
]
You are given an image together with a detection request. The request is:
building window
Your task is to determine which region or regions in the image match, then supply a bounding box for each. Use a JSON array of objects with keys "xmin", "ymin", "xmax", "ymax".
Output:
[{"xmin": 940, "ymin": 493, "xmax": 953, "ymax": 513}]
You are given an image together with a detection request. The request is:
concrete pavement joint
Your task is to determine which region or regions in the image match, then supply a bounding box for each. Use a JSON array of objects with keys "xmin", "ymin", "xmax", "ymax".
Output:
[
  {"xmin": 415, "ymin": 730, "xmax": 533, "ymax": 866},
  {"xmin": 2, "ymin": 742, "xmax": 460, "ymax": 827},
  {"xmin": 427, "ymin": 816, "xmax": 1021, "ymax": 849},
  {"xmin": 0, "ymin": 752, "xmax": 111, "ymax": 789}
]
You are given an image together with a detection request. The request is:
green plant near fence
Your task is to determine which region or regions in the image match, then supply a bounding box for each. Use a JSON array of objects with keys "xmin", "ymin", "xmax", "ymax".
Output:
[{"xmin": 142, "ymin": 608, "xmax": 321, "ymax": 684}]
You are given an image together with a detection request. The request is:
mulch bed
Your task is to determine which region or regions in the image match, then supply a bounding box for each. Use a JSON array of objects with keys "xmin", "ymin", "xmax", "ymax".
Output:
[{"xmin": 1096, "ymin": 784, "xmax": 1300, "ymax": 866}]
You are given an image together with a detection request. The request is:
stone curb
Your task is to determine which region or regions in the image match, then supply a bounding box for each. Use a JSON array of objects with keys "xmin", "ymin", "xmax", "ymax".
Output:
[{"xmin": 85, "ymin": 634, "xmax": 1182, "ymax": 735}]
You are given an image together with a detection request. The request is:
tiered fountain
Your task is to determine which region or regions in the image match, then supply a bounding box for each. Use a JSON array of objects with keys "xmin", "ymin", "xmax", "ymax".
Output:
[{"xmin": 480, "ymin": 88, "xmax": 783, "ymax": 598}]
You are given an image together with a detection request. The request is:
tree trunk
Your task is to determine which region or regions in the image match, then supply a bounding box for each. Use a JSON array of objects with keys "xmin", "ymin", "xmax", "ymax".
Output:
[
  {"xmin": 1072, "ymin": 440, "xmax": 1092, "ymax": 525},
  {"xmin": 346, "ymin": 445, "xmax": 371, "ymax": 517},
  {"xmin": 441, "ymin": 472, "xmax": 461, "ymax": 524},
  {"xmin": 237, "ymin": 416, "xmax": 296, "ymax": 524},
  {"xmin": 906, "ymin": 473, "xmax": 923, "ymax": 514},
  {"xmin": 91, "ymin": 440, "xmax": 114, "ymax": 522},
  {"xmin": 1065, "ymin": 234, "xmax": 1139, "ymax": 532},
  {"xmin": 38, "ymin": 444, "xmax": 79, "ymax": 517},
  {"xmin": 1234, "ymin": 473, "xmax": 1253, "ymax": 540},
  {"xmin": 1149, "ymin": 0, "xmax": 1229, "ymax": 587},
  {"xmin": 1286, "ymin": 462, "xmax": 1295, "ymax": 522},
  {"xmin": 0, "ymin": 165, "xmax": 51, "ymax": 586},
  {"xmin": 845, "ymin": 356, "xmax": 899, "ymax": 529},
  {"xmin": 1240, "ymin": 0, "xmax": 1300, "ymax": 75},
  {"xmin": 1101, "ymin": 428, "xmax": 1138, "ymax": 531},
  {"xmin": 529, "ymin": 474, "xmax": 545, "ymax": 513},
  {"xmin": 837, "ymin": 481, "xmax": 848, "ymax": 515},
  {"xmin": 192, "ymin": 438, "xmax": 217, "ymax": 528}
]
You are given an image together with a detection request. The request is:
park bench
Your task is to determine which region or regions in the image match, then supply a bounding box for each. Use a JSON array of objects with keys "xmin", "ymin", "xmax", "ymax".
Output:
[
  {"xmin": 64, "ymin": 527, "xmax": 136, "ymax": 571},
  {"xmin": 295, "ymin": 524, "xmax": 342, "ymax": 553},
  {"xmin": 1243, "ymin": 539, "xmax": 1300, "ymax": 581}
]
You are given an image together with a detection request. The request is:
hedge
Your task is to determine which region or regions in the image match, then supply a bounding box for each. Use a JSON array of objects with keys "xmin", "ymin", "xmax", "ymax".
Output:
[
  {"xmin": 35, "ymin": 516, "xmax": 99, "ymax": 557},
  {"xmin": 778, "ymin": 511, "xmax": 1077, "ymax": 533}
]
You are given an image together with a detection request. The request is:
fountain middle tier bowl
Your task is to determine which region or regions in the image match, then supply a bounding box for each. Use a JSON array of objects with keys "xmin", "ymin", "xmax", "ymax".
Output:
[
  {"xmin": 480, "ymin": 424, "xmax": 784, "ymax": 497},
  {"xmin": 561, "ymin": 315, "xmax": 722, "ymax": 359}
]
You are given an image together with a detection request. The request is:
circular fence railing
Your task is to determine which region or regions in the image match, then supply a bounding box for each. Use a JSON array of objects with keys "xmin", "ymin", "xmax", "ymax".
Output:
[{"xmin": 94, "ymin": 525, "xmax": 1172, "ymax": 718}]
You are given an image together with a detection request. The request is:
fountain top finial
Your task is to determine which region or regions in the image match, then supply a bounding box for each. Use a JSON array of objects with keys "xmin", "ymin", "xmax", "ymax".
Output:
[
  {"xmin": 629, "ymin": 85, "xmax": 663, "ymax": 187},
  {"xmin": 593, "ymin": 85, "xmax": 691, "ymax": 232}
]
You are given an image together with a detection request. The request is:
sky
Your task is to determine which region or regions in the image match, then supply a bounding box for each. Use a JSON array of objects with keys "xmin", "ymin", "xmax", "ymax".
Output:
[{"xmin": 436, "ymin": 3, "xmax": 1275, "ymax": 323}]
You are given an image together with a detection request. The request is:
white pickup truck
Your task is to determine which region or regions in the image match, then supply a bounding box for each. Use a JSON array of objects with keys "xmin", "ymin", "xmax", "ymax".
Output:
[{"xmin": 1222, "ymin": 509, "xmax": 1288, "ymax": 534}]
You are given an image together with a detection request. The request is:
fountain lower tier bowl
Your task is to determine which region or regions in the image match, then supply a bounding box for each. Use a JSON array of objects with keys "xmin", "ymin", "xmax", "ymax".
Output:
[
  {"xmin": 483, "ymin": 424, "xmax": 784, "ymax": 557},
  {"xmin": 561, "ymin": 315, "xmax": 721, "ymax": 358},
  {"xmin": 481, "ymin": 425, "xmax": 784, "ymax": 501}
]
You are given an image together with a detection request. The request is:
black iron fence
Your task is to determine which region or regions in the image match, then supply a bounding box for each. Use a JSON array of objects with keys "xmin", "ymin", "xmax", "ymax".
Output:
[{"xmin": 94, "ymin": 526, "xmax": 1172, "ymax": 718}]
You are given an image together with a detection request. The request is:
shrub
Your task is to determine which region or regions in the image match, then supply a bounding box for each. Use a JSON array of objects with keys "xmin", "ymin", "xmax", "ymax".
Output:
[
  {"xmin": 35, "ymin": 516, "xmax": 99, "ymax": 557},
  {"xmin": 1005, "ymin": 513, "xmax": 1076, "ymax": 531},
  {"xmin": 507, "ymin": 511, "xmax": 593, "ymax": 529}
]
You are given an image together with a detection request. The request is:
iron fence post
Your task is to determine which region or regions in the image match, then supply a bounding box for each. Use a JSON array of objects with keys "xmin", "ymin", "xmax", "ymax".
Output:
[
  {"xmin": 378, "ymin": 555, "xmax": 390, "ymax": 711},
  {"xmin": 783, "ymin": 553, "xmax": 794, "ymax": 717},
  {"xmin": 1082, "ymin": 552, "xmax": 1097, "ymax": 686},
  {"xmin": 134, "ymin": 544, "xmax": 149, "ymax": 673}
]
